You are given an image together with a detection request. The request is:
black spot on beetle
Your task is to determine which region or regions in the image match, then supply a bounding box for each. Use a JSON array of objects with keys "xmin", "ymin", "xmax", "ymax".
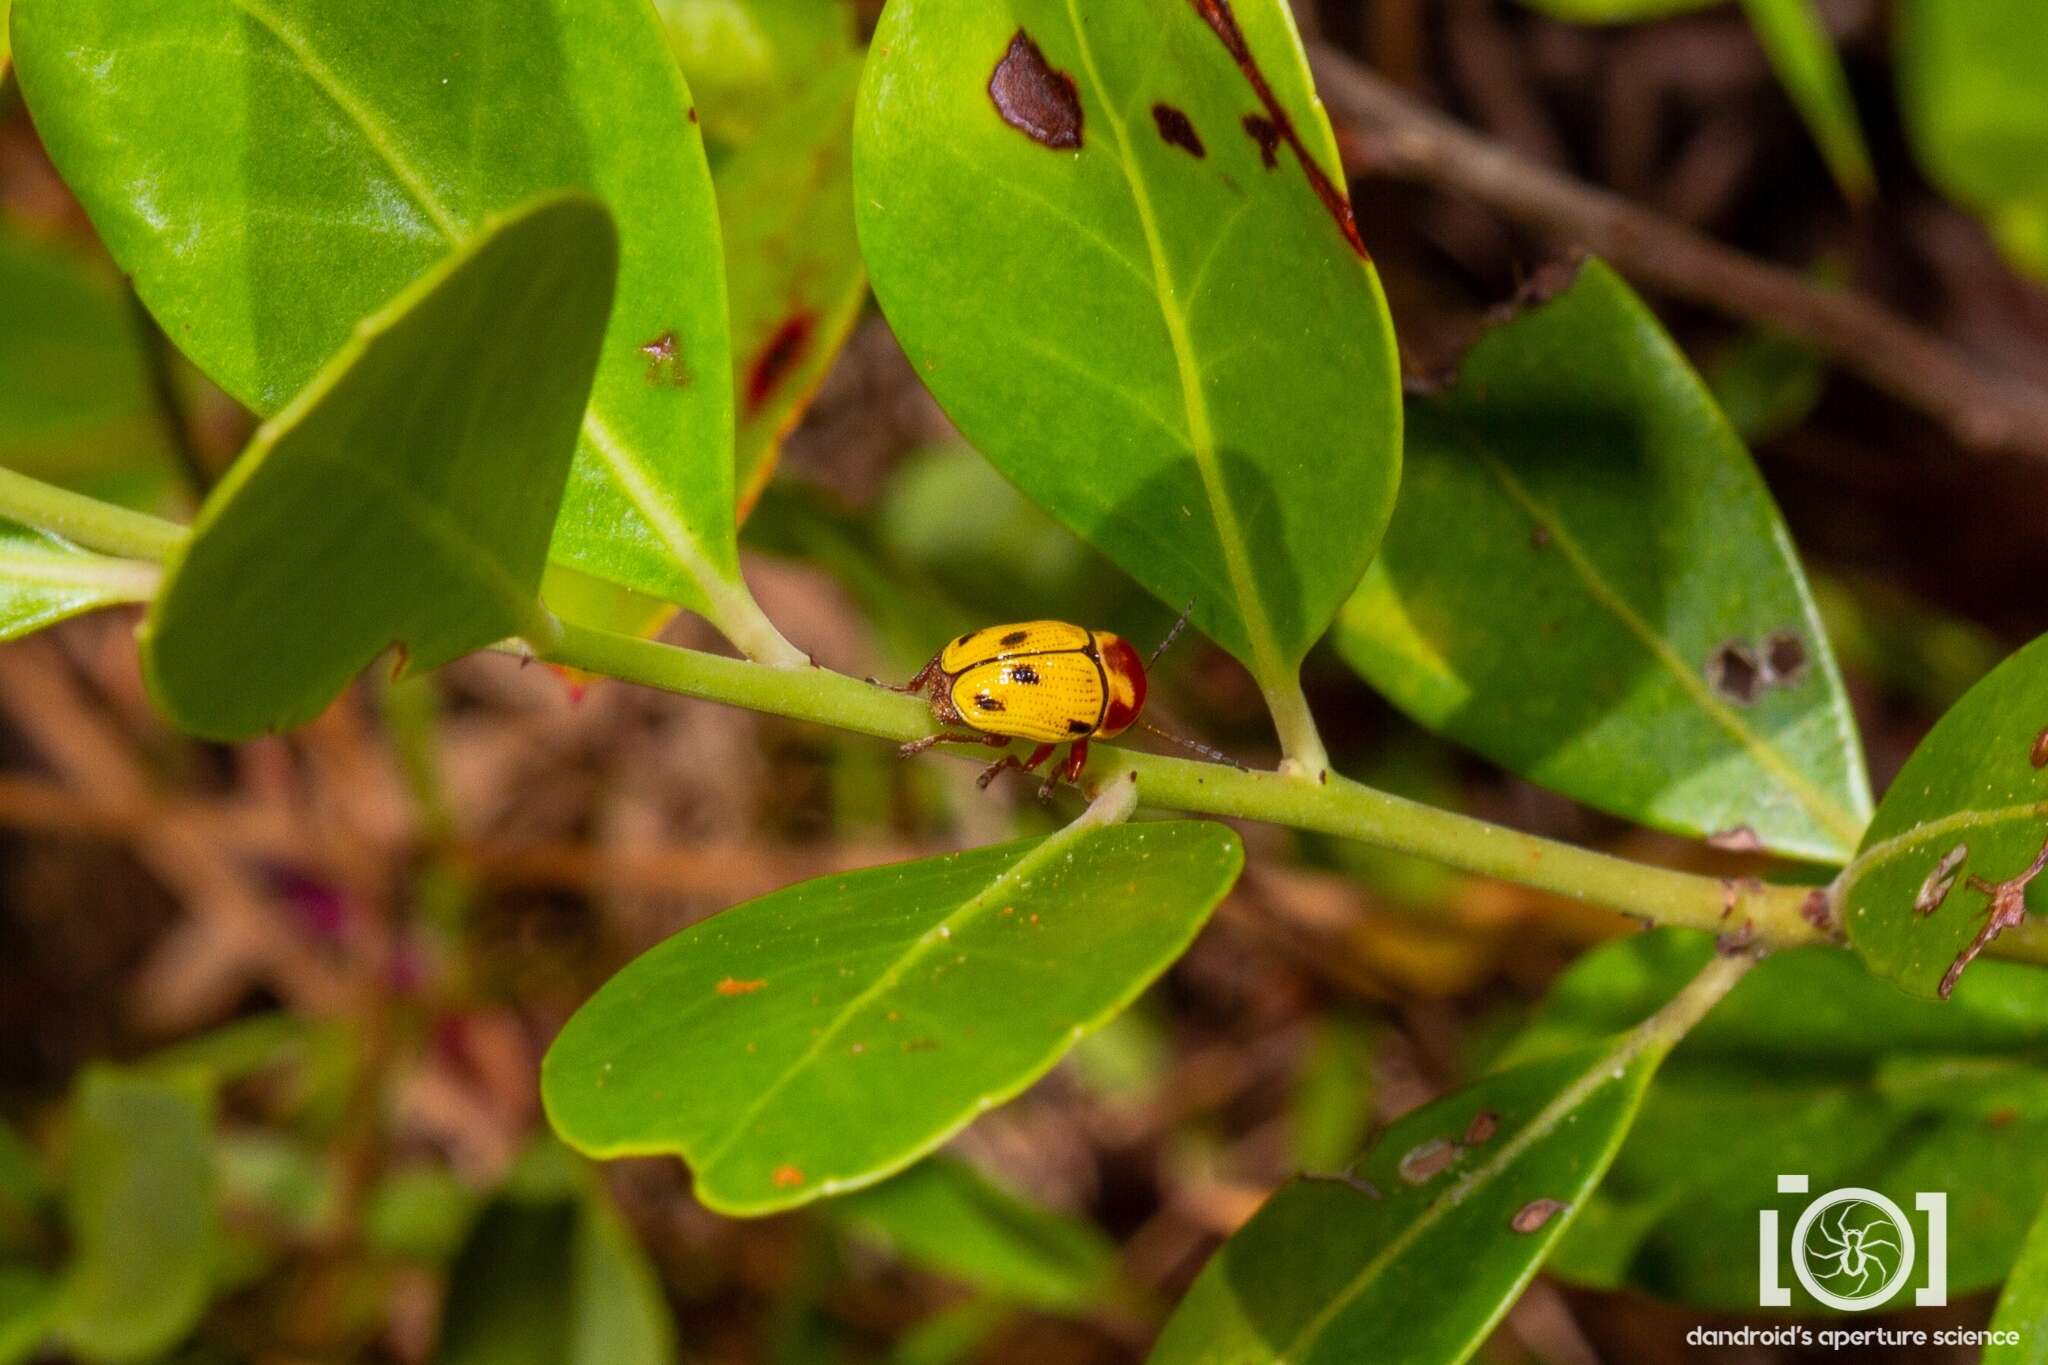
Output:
[
  {"xmin": 1151, "ymin": 102, "xmax": 1205, "ymax": 157},
  {"xmin": 1242, "ymin": 113, "xmax": 1280, "ymax": 168},
  {"xmin": 989, "ymin": 30, "xmax": 1083, "ymax": 150},
  {"xmin": 957, "ymin": 634, "xmax": 974, "ymax": 647},
  {"xmin": 974, "ymin": 694, "xmax": 1007, "ymax": 712},
  {"xmin": 1009, "ymin": 664, "xmax": 1040, "ymax": 685},
  {"xmin": 1067, "ymin": 719, "xmax": 1092, "ymax": 735},
  {"xmin": 1000, "ymin": 630, "xmax": 1029, "ymax": 646}
]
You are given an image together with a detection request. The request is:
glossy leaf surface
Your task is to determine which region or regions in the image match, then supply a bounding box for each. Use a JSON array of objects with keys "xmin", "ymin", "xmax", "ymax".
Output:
[
  {"xmin": 723, "ymin": 54, "xmax": 868, "ymax": 515},
  {"xmin": 0, "ymin": 524, "xmax": 156, "ymax": 642},
  {"xmin": 1520, "ymin": 930, "xmax": 2048, "ymax": 1309},
  {"xmin": 141, "ymin": 196, "xmax": 616, "ymax": 740},
  {"xmin": 1989, "ymin": 1198, "xmax": 2048, "ymax": 1365},
  {"xmin": 54, "ymin": 1070, "xmax": 217, "ymax": 1363},
  {"xmin": 653, "ymin": 0, "xmax": 856, "ymax": 146},
  {"xmin": 544, "ymin": 821, "xmax": 1243, "ymax": 1215},
  {"xmin": 0, "ymin": 225, "xmax": 178, "ymax": 511},
  {"xmin": 1842, "ymin": 633, "xmax": 2048, "ymax": 997},
  {"xmin": 1898, "ymin": 0, "xmax": 2048, "ymax": 281},
  {"xmin": 855, "ymin": 0, "xmax": 1402, "ymax": 687},
  {"xmin": 1150, "ymin": 1040, "xmax": 1663, "ymax": 1365},
  {"xmin": 13, "ymin": 0, "xmax": 744, "ymax": 612},
  {"xmin": 1335, "ymin": 260, "xmax": 1870, "ymax": 863},
  {"xmin": 831, "ymin": 1156, "xmax": 1116, "ymax": 1311}
]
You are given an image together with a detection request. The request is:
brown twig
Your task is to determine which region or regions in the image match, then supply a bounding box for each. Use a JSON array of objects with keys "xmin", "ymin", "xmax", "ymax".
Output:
[{"xmin": 1306, "ymin": 45, "xmax": 2048, "ymax": 461}]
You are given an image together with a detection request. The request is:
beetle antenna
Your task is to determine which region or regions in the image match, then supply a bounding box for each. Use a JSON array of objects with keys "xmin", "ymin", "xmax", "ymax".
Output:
[
  {"xmin": 1148, "ymin": 599, "xmax": 1197, "ymax": 669},
  {"xmin": 1141, "ymin": 720, "xmax": 1246, "ymax": 771}
]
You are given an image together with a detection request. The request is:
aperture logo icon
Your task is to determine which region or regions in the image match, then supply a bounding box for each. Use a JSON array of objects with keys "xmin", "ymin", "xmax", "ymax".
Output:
[{"xmin": 1761, "ymin": 1176, "xmax": 1947, "ymax": 1311}]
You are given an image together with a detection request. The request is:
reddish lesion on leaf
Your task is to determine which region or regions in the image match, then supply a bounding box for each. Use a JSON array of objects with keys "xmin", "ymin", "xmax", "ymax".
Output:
[
  {"xmin": 1939, "ymin": 830, "xmax": 2048, "ymax": 998},
  {"xmin": 744, "ymin": 312, "xmax": 818, "ymax": 417},
  {"xmin": 988, "ymin": 30, "xmax": 1083, "ymax": 150}
]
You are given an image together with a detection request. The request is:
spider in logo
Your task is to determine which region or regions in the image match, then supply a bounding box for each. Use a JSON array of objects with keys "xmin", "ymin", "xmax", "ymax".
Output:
[{"xmin": 1802, "ymin": 1199, "xmax": 1903, "ymax": 1298}]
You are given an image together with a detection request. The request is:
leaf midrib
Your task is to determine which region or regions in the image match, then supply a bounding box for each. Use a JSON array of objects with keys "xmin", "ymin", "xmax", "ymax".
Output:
[
  {"xmin": 228, "ymin": 0, "xmax": 728, "ymax": 599},
  {"xmin": 1056, "ymin": 1, "xmax": 1289, "ymax": 685},
  {"xmin": 1842, "ymin": 799, "xmax": 2048, "ymax": 902},
  {"xmin": 1449, "ymin": 422, "xmax": 1866, "ymax": 854}
]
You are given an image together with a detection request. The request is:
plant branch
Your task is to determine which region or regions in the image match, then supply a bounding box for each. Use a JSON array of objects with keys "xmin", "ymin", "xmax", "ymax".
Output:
[
  {"xmin": 1305, "ymin": 45, "xmax": 2048, "ymax": 462},
  {"xmin": 510, "ymin": 621, "xmax": 1917, "ymax": 958},
  {"xmin": 0, "ymin": 467, "xmax": 186, "ymax": 562}
]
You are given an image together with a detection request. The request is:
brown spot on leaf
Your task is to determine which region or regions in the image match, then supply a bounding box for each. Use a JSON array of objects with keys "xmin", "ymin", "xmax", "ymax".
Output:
[
  {"xmin": 1706, "ymin": 642, "xmax": 1764, "ymax": 705},
  {"xmin": 640, "ymin": 330, "xmax": 692, "ymax": 388},
  {"xmin": 1761, "ymin": 630, "xmax": 1809, "ymax": 687},
  {"xmin": 1463, "ymin": 1110, "xmax": 1499, "ymax": 1145},
  {"xmin": 1243, "ymin": 113, "xmax": 1280, "ymax": 168},
  {"xmin": 772, "ymin": 1164, "xmax": 806, "ymax": 1188},
  {"xmin": 1188, "ymin": 0, "xmax": 1366, "ymax": 257},
  {"xmin": 989, "ymin": 30, "xmax": 1083, "ymax": 150},
  {"xmin": 1707, "ymin": 826, "xmax": 1764, "ymax": 852},
  {"xmin": 1915, "ymin": 844, "xmax": 1969, "ymax": 916},
  {"xmin": 688, "ymin": 107, "xmax": 698, "ymax": 124},
  {"xmin": 1397, "ymin": 1137, "xmax": 1456, "ymax": 1185},
  {"xmin": 1941, "ymin": 831, "xmax": 2048, "ymax": 998},
  {"xmin": 1801, "ymin": 889, "xmax": 1834, "ymax": 933},
  {"xmin": 2033, "ymin": 727, "xmax": 2048, "ymax": 769},
  {"xmin": 716, "ymin": 977, "xmax": 766, "ymax": 996},
  {"xmin": 1152, "ymin": 102, "xmax": 1205, "ymax": 157},
  {"xmin": 1511, "ymin": 1198, "xmax": 1568, "ymax": 1233},
  {"xmin": 745, "ymin": 313, "xmax": 816, "ymax": 415}
]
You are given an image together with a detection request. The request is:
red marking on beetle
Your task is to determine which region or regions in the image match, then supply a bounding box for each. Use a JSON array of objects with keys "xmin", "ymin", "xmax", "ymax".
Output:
[
  {"xmin": 1188, "ymin": 0, "xmax": 1367, "ymax": 258},
  {"xmin": 1511, "ymin": 1198, "xmax": 1568, "ymax": 1233},
  {"xmin": 716, "ymin": 977, "xmax": 766, "ymax": 996},
  {"xmin": 1243, "ymin": 113, "xmax": 1280, "ymax": 168},
  {"xmin": 744, "ymin": 312, "xmax": 817, "ymax": 415},
  {"xmin": 989, "ymin": 30, "xmax": 1083, "ymax": 150},
  {"xmin": 1152, "ymin": 102, "xmax": 1206, "ymax": 157},
  {"xmin": 640, "ymin": 330, "xmax": 692, "ymax": 388},
  {"xmin": 772, "ymin": 1164, "xmax": 806, "ymax": 1188}
]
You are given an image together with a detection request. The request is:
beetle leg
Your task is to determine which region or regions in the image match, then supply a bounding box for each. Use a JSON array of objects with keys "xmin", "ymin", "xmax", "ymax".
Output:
[
  {"xmin": 1041, "ymin": 739, "xmax": 1090, "ymax": 800},
  {"xmin": 899, "ymin": 731, "xmax": 1008, "ymax": 759},
  {"xmin": 875, "ymin": 652, "xmax": 946, "ymax": 695},
  {"xmin": 978, "ymin": 742, "xmax": 1057, "ymax": 790}
]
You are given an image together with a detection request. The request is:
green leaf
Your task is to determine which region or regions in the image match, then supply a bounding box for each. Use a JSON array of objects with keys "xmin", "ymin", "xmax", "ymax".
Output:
[
  {"xmin": 1334, "ymin": 259, "xmax": 1870, "ymax": 863},
  {"xmin": 1988, "ymin": 1197, "xmax": 2048, "ymax": 1364},
  {"xmin": 0, "ymin": 1268, "xmax": 55, "ymax": 1365},
  {"xmin": 0, "ymin": 523, "xmax": 156, "ymax": 642},
  {"xmin": 653, "ymin": 0, "xmax": 857, "ymax": 146},
  {"xmin": 830, "ymin": 1157, "xmax": 1116, "ymax": 1312},
  {"xmin": 544, "ymin": 819, "xmax": 1244, "ymax": 1215},
  {"xmin": 1737, "ymin": 0, "xmax": 1873, "ymax": 202},
  {"xmin": 1897, "ymin": 0, "xmax": 2048, "ymax": 282},
  {"xmin": 1705, "ymin": 324, "xmax": 1826, "ymax": 445},
  {"xmin": 854, "ymin": 0, "xmax": 1402, "ymax": 700},
  {"xmin": 54, "ymin": 1069, "xmax": 218, "ymax": 1364},
  {"xmin": 439, "ymin": 1182, "xmax": 673, "ymax": 1365},
  {"xmin": 1148, "ymin": 1037, "xmax": 1675, "ymax": 1364},
  {"xmin": 12, "ymin": 0, "xmax": 770, "ymax": 637},
  {"xmin": 0, "ymin": 224, "xmax": 178, "ymax": 511},
  {"xmin": 1841, "ymin": 633, "xmax": 2048, "ymax": 998},
  {"xmin": 724, "ymin": 55, "xmax": 868, "ymax": 516},
  {"xmin": 139, "ymin": 194, "xmax": 616, "ymax": 741},
  {"xmin": 1516, "ymin": 930, "xmax": 2048, "ymax": 1309}
]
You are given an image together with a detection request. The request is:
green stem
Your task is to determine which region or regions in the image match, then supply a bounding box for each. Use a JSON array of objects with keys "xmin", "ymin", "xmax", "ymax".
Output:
[
  {"xmin": 1262, "ymin": 675, "xmax": 1331, "ymax": 780},
  {"xmin": 516, "ymin": 621, "xmax": 1860, "ymax": 953},
  {"xmin": 0, "ymin": 467, "xmax": 186, "ymax": 563}
]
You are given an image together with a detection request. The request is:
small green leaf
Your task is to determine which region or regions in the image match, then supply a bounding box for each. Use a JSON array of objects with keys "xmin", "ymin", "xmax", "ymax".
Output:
[
  {"xmin": 140, "ymin": 195, "xmax": 617, "ymax": 740},
  {"xmin": 653, "ymin": 0, "xmax": 857, "ymax": 146},
  {"xmin": 1148, "ymin": 1039, "xmax": 1670, "ymax": 1364},
  {"xmin": 1517, "ymin": 930, "xmax": 2048, "ymax": 1309},
  {"xmin": 54, "ymin": 1069, "xmax": 218, "ymax": 1364},
  {"xmin": 439, "ymin": 1181, "xmax": 674, "ymax": 1365},
  {"xmin": 1335, "ymin": 260, "xmax": 1871, "ymax": 863},
  {"xmin": 723, "ymin": 54, "xmax": 868, "ymax": 517},
  {"xmin": 1737, "ymin": 0, "xmax": 1873, "ymax": 202},
  {"xmin": 0, "ymin": 224, "xmax": 178, "ymax": 511},
  {"xmin": 12, "ymin": 0, "xmax": 767, "ymax": 633},
  {"xmin": 0, "ymin": 523, "xmax": 156, "ymax": 642},
  {"xmin": 855, "ymin": 0, "xmax": 1402, "ymax": 699},
  {"xmin": 544, "ymin": 821, "xmax": 1244, "ymax": 1215},
  {"xmin": 1841, "ymin": 633, "xmax": 2048, "ymax": 998},
  {"xmin": 831, "ymin": 1157, "xmax": 1116, "ymax": 1312},
  {"xmin": 1988, "ymin": 1198, "xmax": 2048, "ymax": 1365},
  {"xmin": 1897, "ymin": 0, "xmax": 2048, "ymax": 283}
]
